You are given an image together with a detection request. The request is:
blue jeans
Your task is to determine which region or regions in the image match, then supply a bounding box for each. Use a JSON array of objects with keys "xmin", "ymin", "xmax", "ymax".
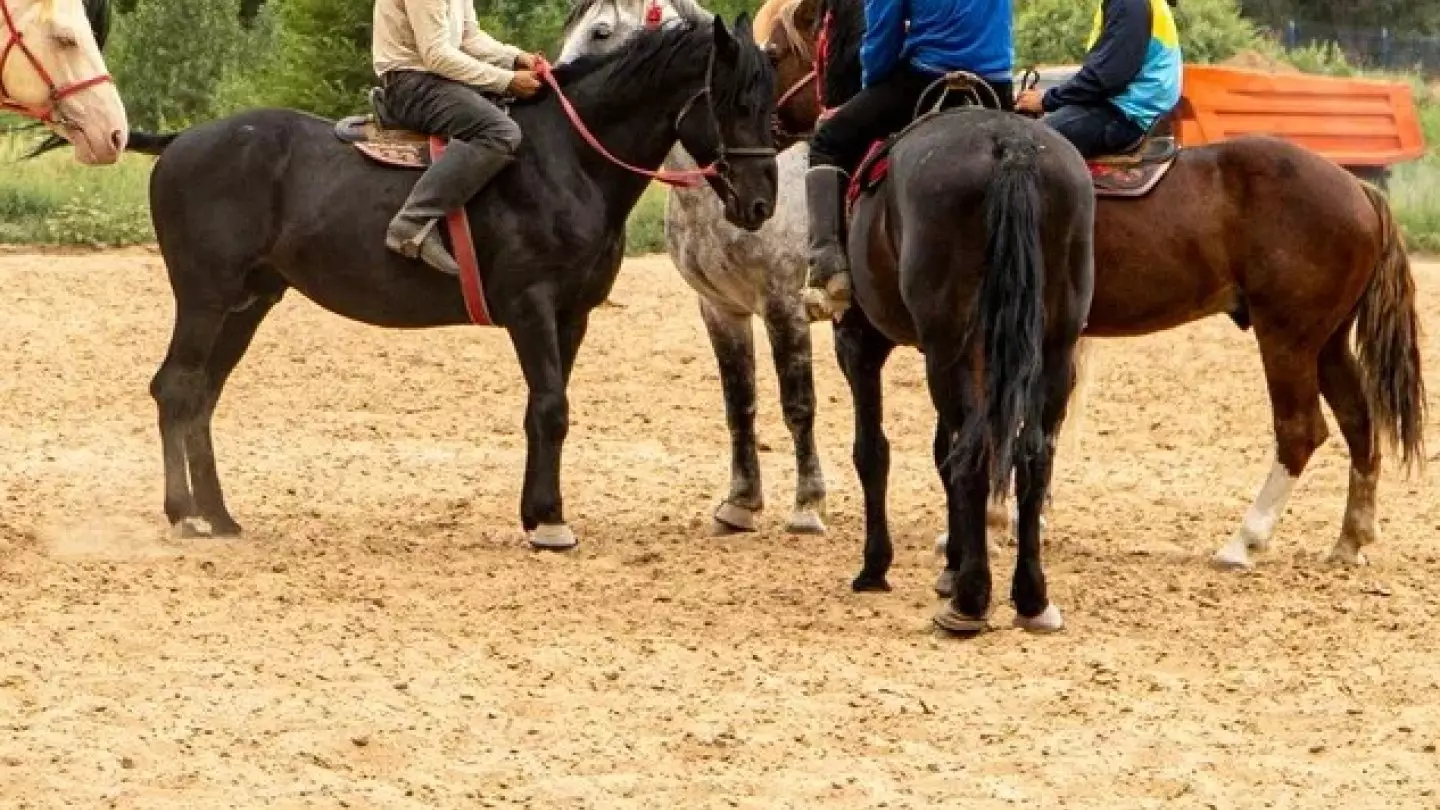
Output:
[{"xmin": 1042, "ymin": 103, "xmax": 1145, "ymax": 159}]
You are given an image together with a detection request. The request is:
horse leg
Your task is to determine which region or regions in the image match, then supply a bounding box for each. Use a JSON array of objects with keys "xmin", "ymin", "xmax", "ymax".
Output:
[
  {"xmin": 1010, "ymin": 343, "xmax": 1074, "ymax": 633},
  {"xmin": 507, "ymin": 304, "xmax": 576, "ymax": 550},
  {"xmin": 762, "ymin": 295, "xmax": 826, "ymax": 535},
  {"xmin": 185, "ymin": 291, "xmax": 282, "ymax": 537},
  {"xmin": 150, "ymin": 304, "xmax": 228, "ymax": 536},
  {"xmin": 924, "ymin": 349, "xmax": 994, "ymax": 636},
  {"xmin": 1318, "ymin": 331, "xmax": 1380, "ymax": 565},
  {"xmin": 698, "ymin": 297, "xmax": 764, "ymax": 534},
  {"xmin": 834, "ymin": 310, "xmax": 896, "ymax": 592},
  {"xmin": 932, "ymin": 421, "xmax": 959, "ymax": 597},
  {"xmin": 1213, "ymin": 335, "xmax": 1327, "ymax": 569}
]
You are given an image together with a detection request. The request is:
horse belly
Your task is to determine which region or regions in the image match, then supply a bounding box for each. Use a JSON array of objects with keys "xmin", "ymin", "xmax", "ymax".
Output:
[{"xmin": 1082, "ymin": 194, "xmax": 1236, "ymax": 337}]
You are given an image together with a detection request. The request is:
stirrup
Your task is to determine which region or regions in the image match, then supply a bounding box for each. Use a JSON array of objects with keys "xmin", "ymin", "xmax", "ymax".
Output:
[{"xmin": 395, "ymin": 218, "xmax": 440, "ymax": 259}]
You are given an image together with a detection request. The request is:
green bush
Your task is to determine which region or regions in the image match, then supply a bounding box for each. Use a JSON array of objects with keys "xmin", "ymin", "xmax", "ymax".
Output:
[
  {"xmin": 107, "ymin": 0, "xmax": 260, "ymax": 129},
  {"xmin": 1016, "ymin": 0, "xmax": 1263, "ymax": 66}
]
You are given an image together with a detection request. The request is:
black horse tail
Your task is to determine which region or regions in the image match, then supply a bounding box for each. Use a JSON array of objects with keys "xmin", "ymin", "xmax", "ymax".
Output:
[
  {"xmin": 125, "ymin": 130, "xmax": 182, "ymax": 156},
  {"xmin": 953, "ymin": 133, "xmax": 1048, "ymax": 494},
  {"xmin": 1355, "ymin": 181, "xmax": 1427, "ymax": 472},
  {"xmin": 21, "ymin": 129, "xmax": 181, "ymax": 161}
]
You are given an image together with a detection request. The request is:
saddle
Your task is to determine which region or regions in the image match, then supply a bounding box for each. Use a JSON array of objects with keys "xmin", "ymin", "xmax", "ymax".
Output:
[
  {"xmin": 334, "ymin": 87, "xmax": 474, "ymax": 169},
  {"xmin": 332, "ymin": 87, "xmax": 493, "ymax": 326},
  {"xmin": 1083, "ymin": 111, "xmax": 1180, "ymax": 198}
]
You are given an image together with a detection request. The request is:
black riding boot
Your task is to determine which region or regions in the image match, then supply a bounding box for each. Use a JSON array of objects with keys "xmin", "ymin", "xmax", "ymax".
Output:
[
  {"xmin": 803, "ymin": 164, "xmax": 853, "ymax": 319},
  {"xmin": 386, "ymin": 139, "xmax": 514, "ymax": 275}
]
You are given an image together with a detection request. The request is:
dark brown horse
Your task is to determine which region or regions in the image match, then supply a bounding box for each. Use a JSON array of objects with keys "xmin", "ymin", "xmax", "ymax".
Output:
[
  {"xmin": 803, "ymin": 0, "xmax": 1427, "ymax": 578},
  {"xmin": 119, "ymin": 18, "xmax": 779, "ymax": 550}
]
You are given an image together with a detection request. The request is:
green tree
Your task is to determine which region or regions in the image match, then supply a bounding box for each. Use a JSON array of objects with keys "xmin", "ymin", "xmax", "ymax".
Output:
[
  {"xmin": 107, "ymin": 0, "xmax": 258, "ymax": 128},
  {"xmin": 1016, "ymin": 0, "xmax": 1264, "ymax": 67}
]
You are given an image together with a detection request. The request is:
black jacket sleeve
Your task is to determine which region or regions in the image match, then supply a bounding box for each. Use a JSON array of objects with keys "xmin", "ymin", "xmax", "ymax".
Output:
[{"xmin": 1043, "ymin": 0, "xmax": 1151, "ymax": 111}]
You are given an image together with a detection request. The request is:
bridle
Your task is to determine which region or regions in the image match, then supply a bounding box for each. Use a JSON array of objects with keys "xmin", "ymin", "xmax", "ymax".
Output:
[
  {"xmin": 534, "ymin": 29, "xmax": 775, "ymax": 195},
  {"xmin": 0, "ymin": 0, "xmax": 112, "ymax": 127}
]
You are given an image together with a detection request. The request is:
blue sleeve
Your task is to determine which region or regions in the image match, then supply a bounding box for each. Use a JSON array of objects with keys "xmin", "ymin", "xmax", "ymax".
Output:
[
  {"xmin": 860, "ymin": 0, "xmax": 905, "ymax": 88},
  {"xmin": 1043, "ymin": 0, "xmax": 1150, "ymax": 110}
]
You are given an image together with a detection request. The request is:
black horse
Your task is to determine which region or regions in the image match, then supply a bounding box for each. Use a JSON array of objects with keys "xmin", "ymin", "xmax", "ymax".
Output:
[
  {"xmin": 814, "ymin": 0, "xmax": 1095, "ymax": 635},
  {"xmin": 123, "ymin": 16, "xmax": 778, "ymax": 550}
]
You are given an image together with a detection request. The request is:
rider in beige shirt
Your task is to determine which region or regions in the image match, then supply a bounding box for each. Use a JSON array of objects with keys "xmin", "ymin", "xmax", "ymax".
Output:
[{"xmin": 372, "ymin": 0, "xmax": 543, "ymax": 275}]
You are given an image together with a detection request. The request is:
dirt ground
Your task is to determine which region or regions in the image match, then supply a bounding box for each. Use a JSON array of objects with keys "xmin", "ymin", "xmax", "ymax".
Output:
[{"xmin": 1, "ymin": 250, "xmax": 1438, "ymax": 809}]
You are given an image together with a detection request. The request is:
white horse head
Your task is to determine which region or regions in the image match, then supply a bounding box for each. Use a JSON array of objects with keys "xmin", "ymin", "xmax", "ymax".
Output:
[
  {"xmin": 1, "ymin": 0, "xmax": 127, "ymax": 164},
  {"xmin": 558, "ymin": 0, "xmax": 712, "ymax": 65}
]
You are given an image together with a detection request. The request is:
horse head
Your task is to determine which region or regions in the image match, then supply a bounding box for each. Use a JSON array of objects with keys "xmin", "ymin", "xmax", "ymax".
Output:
[
  {"xmin": 1, "ymin": 0, "xmax": 126, "ymax": 163},
  {"xmin": 674, "ymin": 14, "xmax": 779, "ymax": 230},
  {"xmin": 558, "ymin": 0, "xmax": 708, "ymax": 64}
]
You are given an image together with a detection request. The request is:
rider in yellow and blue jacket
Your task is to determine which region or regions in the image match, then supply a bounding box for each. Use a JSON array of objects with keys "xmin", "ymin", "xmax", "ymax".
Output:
[{"xmin": 1018, "ymin": 0, "xmax": 1182, "ymax": 158}]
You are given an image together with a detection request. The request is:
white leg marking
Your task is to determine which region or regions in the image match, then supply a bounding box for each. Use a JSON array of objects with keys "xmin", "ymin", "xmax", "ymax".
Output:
[
  {"xmin": 1328, "ymin": 468, "xmax": 1379, "ymax": 566},
  {"xmin": 1014, "ymin": 603, "xmax": 1064, "ymax": 634},
  {"xmin": 529, "ymin": 523, "xmax": 577, "ymax": 550},
  {"xmin": 1214, "ymin": 461, "xmax": 1297, "ymax": 569}
]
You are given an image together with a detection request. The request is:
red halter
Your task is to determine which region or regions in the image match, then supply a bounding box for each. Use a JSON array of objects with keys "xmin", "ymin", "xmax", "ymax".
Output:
[
  {"xmin": 0, "ymin": 0, "xmax": 113, "ymax": 126},
  {"xmin": 644, "ymin": 0, "xmax": 664, "ymax": 29}
]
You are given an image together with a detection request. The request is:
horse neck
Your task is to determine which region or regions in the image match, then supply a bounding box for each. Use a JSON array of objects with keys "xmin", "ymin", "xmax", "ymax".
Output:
[{"xmin": 529, "ymin": 58, "xmax": 709, "ymax": 215}]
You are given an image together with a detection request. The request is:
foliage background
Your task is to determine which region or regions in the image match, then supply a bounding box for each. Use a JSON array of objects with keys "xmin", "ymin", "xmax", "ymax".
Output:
[{"xmin": 1, "ymin": 0, "xmax": 1437, "ymax": 252}]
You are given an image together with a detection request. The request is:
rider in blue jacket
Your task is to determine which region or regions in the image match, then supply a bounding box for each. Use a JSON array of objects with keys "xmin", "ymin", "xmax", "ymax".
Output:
[
  {"xmin": 1017, "ymin": 0, "xmax": 1182, "ymax": 158},
  {"xmin": 806, "ymin": 0, "xmax": 1015, "ymax": 318}
]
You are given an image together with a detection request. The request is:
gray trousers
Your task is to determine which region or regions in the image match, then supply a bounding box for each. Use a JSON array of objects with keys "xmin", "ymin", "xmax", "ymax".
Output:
[{"xmin": 382, "ymin": 70, "xmax": 521, "ymax": 155}]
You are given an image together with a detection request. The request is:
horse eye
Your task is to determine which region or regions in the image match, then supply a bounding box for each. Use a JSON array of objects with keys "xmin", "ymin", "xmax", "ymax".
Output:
[
  {"xmin": 593, "ymin": 22, "xmax": 613, "ymax": 40},
  {"xmin": 764, "ymin": 43, "xmax": 781, "ymax": 63}
]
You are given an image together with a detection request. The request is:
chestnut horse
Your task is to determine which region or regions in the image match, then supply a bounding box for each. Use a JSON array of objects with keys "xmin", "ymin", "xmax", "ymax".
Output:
[{"xmin": 801, "ymin": 0, "xmax": 1425, "ymax": 579}]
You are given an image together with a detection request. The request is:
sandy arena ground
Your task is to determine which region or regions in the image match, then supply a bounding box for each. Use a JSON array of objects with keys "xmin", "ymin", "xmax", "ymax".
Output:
[{"xmin": 1, "ymin": 250, "xmax": 1438, "ymax": 809}]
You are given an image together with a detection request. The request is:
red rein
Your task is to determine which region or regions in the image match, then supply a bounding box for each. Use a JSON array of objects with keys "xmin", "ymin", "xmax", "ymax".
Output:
[
  {"xmin": 533, "ymin": 56, "xmax": 720, "ymax": 189},
  {"xmin": 0, "ymin": 0, "xmax": 113, "ymax": 124}
]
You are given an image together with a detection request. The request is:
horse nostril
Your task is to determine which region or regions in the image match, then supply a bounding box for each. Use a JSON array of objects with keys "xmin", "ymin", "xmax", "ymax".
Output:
[
  {"xmin": 110, "ymin": 129, "xmax": 125, "ymax": 150},
  {"xmin": 751, "ymin": 200, "xmax": 772, "ymax": 222}
]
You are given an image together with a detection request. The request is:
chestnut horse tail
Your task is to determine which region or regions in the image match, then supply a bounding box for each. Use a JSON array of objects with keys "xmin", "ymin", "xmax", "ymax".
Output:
[
  {"xmin": 954, "ymin": 133, "xmax": 1047, "ymax": 493},
  {"xmin": 1355, "ymin": 181, "xmax": 1428, "ymax": 472}
]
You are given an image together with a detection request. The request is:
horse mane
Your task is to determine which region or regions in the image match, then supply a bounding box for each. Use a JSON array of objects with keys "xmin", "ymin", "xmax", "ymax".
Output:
[
  {"xmin": 815, "ymin": 0, "xmax": 864, "ymax": 106},
  {"xmin": 85, "ymin": 0, "xmax": 111, "ymax": 50},
  {"xmin": 537, "ymin": 16, "xmax": 771, "ymax": 112},
  {"xmin": 771, "ymin": 0, "xmax": 817, "ymax": 60}
]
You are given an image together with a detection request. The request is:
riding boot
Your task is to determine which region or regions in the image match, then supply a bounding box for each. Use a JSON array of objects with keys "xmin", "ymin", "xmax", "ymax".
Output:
[
  {"xmin": 386, "ymin": 139, "xmax": 514, "ymax": 276},
  {"xmin": 803, "ymin": 164, "xmax": 853, "ymax": 320}
]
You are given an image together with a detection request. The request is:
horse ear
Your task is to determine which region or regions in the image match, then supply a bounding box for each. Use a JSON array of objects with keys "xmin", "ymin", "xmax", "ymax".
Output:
[
  {"xmin": 733, "ymin": 11, "xmax": 754, "ymax": 45},
  {"xmin": 713, "ymin": 12, "xmax": 738, "ymax": 56}
]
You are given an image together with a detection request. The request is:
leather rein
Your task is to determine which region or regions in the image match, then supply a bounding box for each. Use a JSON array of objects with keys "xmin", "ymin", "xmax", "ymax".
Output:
[
  {"xmin": 0, "ymin": 0, "xmax": 112, "ymax": 126},
  {"xmin": 534, "ymin": 16, "xmax": 776, "ymax": 191}
]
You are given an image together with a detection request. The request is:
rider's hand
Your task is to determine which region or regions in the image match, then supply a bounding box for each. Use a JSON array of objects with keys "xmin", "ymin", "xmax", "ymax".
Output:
[
  {"xmin": 514, "ymin": 52, "xmax": 544, "ymax": 70},
  {"xmin": 1015, "ymin": 89, "xmax": 1045, "ymax": 116},
  {"xmin": 508, "ymin": 70, "xmax": 542, "ymax": 98}
]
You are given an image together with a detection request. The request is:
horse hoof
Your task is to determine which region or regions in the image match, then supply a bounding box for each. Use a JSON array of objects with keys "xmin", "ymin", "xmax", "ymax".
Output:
[
  {"xmin": 932, "ymin": 607, "xmax": 990, "ymax": 638},
  {"xmin": 1013, "ymin": 603, "xmax": 1064, "ymax": 634},
  {"xmin": 1326, "ymin": 544, "xmax": 1369, "ymax": 567},
  {"xmin": 169, "ymin": 518, "xmax": 210, "ymax": 539},
  {"xmin": 1211, "ymin": 539, "xmax": 1254, "ymax": 571},
  {"xmin": 712, "ymin": 502, "xmax": 758, "ymax": 535},
  {"xmin": 207, "ymin": 518, "xmax": 243, "ymax": 538},
  {"xmin": 933, "ymin": 569, "xmax": 955, "ymax": 598},
  {"xmin": 785, "ymin": 508, "xmax": 826, "ymax": 536},
  {"xmin": 851, "ymin": 572, "xmax": 891, "ymax": 593},
  {"xmin": 529, "ymin": 524, "xmax": 577, "ymax": 551}
]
